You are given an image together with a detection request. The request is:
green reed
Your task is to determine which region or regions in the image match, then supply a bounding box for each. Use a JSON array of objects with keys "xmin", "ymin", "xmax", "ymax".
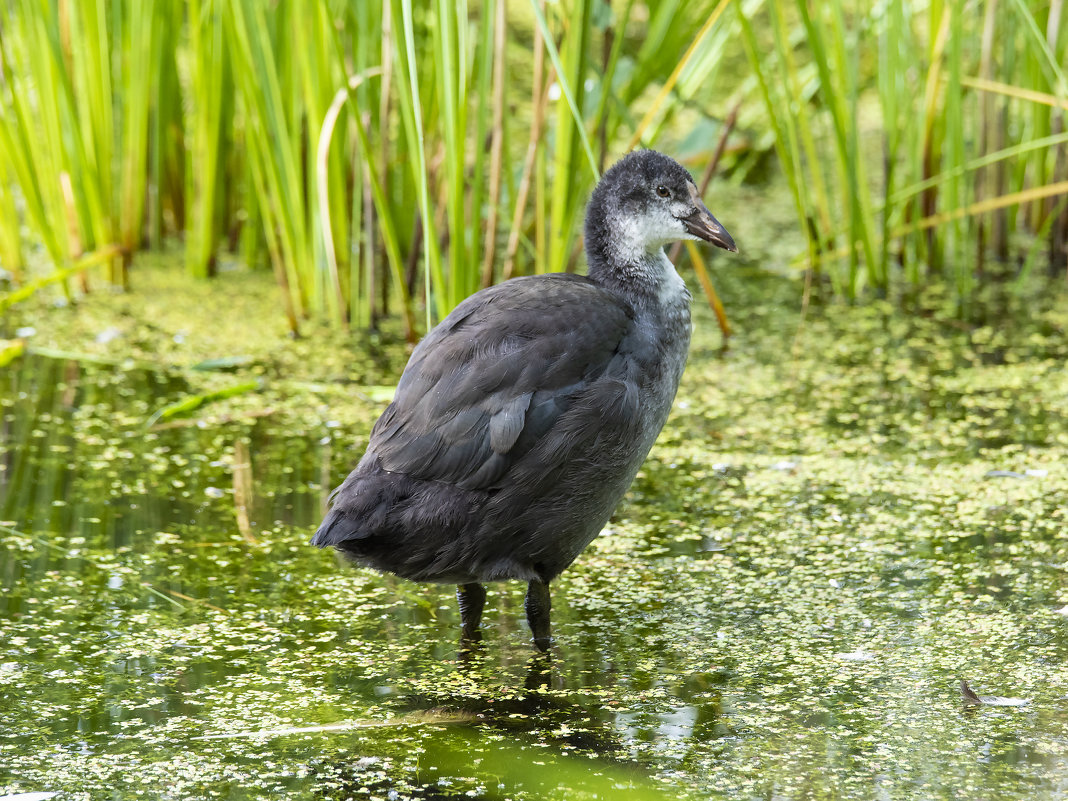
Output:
[
  {"xmin": 0, "ymin": 0, "xmax": 744, "ymax": 334},
  {"xmin": 742, "ymin": 0, "xmax": 1068, "ymax": 301},
  {"xmin": 11, "ymin": 0, "xmax": 1061, "ymax": 331}
]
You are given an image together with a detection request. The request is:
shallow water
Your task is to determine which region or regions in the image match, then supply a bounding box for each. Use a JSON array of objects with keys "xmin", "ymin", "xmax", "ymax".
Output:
[{"xmin": 2, "ymin": 270, "xmax": 1068, "ymax": 799}]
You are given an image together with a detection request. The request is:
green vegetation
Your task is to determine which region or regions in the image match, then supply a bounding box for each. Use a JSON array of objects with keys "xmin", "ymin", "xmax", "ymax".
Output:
[
  {"xmin": 0, "ymin": 0, "xmax": 739, "ymax": 337},
  {"xmin": 741, "ymin": 0, "xmax": 1068, "ymax": 301},
  {"xmin": 3, "ymin": 6, "xmax": 1065, "ymax": 797},
  {"xmin": 1, "ymin": 1, "xmax": 1061, "ymax": 333},
  {"xmin": 3, "ymin": 262, "xmax": 1067, "ymax": 799}
]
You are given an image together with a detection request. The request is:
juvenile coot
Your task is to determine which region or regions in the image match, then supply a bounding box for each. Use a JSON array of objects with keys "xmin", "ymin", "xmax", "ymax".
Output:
[{"xmin": 313, "ymin": 150, "xmax": 736, "ymax": 650}]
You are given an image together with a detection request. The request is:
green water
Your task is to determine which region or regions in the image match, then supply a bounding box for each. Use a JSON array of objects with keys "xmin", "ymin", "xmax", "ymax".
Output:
[{"xmin": 2, "ymin": 268, "xmax": 1067, "ymax": 799}]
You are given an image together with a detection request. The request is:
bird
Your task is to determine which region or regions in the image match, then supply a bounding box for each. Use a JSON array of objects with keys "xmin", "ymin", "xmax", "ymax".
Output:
[{"xmin": 313, "ymin": 149, "xmax": 736, "ymax": 650}]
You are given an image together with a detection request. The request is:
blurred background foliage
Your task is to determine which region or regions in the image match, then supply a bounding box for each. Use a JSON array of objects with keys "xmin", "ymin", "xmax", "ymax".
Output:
[{"xmin": 0, "ymin": 0, "xmax": 1065, "ymax": 338}]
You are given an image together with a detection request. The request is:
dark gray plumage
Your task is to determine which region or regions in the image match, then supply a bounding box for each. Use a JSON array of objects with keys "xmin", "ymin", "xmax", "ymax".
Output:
[{"xmin": 313, "ymin": 150, "xmax": 736, "ymax": 649}]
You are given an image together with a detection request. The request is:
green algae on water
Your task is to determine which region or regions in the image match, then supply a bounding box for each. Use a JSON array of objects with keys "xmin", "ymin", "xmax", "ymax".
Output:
[{"xmin": 2, "ymin": 259, "xmax": 1068, "ymax": 800}]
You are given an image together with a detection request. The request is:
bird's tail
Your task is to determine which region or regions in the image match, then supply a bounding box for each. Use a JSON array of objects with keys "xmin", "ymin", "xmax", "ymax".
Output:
[
  {"xmin": 311, "ymin": 451, "xmax": 418, "ymax": 548},
  {"xmin": 310, "ymin": 501, "xmax": 356, "ymax": 548}
]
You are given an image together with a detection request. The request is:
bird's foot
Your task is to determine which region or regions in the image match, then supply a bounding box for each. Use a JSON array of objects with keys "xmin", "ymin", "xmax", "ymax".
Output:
[{"xmin": 525, "ymin": 579, "xmax": 553, "ymax": 652}]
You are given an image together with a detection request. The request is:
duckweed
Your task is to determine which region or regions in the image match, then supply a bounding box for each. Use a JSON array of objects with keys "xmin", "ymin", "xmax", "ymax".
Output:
[{"xmin": 2, "ymin": 263, "xmax": 1067, "ymax": 799}]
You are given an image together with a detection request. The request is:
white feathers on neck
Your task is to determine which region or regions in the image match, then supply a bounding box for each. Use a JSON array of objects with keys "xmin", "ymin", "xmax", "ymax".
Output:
[
  {"xmin": 654, "ymin": 251, "xmax": 690, "ymax": 307},
  {"xmin": 599, "ymin": 206, "xmax": 692, "ymax": 308},
  {"xmin": 609, "ymin": 209, "xmax": 682, "ymax": 266}
]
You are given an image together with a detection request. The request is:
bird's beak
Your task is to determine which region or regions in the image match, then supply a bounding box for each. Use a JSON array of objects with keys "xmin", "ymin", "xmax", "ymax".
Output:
[{"xmin": 682, "ymin": 203, "xmax": 737, "ymax": 253}]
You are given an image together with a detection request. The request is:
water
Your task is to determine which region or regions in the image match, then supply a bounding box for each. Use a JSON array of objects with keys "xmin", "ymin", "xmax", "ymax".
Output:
[{"xmin": 2, "ymin": 269, "xmax": 1068, "ymax": 799}]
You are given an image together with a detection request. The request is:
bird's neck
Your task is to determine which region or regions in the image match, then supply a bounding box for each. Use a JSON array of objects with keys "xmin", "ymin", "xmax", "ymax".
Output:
[{"xmin": 587, "ymin": 244, "xmax": 691, "ymax": 311}]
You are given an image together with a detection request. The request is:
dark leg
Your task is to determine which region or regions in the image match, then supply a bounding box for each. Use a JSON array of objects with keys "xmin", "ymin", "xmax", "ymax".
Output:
[
  {"xmin": 457, "ymin": 582, "xmax": 486, "ymax": 642},
  {"xmin": 525, "ymin": 579, "xmax": 553, "ymax": 651}
]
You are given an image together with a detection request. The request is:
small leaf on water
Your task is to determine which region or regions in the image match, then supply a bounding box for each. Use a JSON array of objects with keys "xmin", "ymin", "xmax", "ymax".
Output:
[
  {"xmin": 834, "ymin": 650, "xmax": 875, "ymax": 662},
  {"xmin": 190, "ymin": 355, "xmax": 254, "ymax": 371},
  {"xmin": 984, "ymin": 470, "xmax": 1026, "ymax": 479},
  {"xmin": 960, "ymin": 679, "xmax": 1029, "ymax": 707},
  {"xmin": 146, "ymin": 380, "xmax": 261, "ymax": 426},
  {"xmin": 960, "ymin": 679, "xmax": 983, "ymax": 704}
]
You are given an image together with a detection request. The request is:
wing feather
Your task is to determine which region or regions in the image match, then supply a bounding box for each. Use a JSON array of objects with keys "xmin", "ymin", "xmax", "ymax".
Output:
[{"xmin": 368, "ymin": 275, "xmax": 634, "ymax": 490}]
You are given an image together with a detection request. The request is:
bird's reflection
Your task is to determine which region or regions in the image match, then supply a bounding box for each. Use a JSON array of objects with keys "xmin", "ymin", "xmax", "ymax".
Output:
[
  {"xmin": 399, "ymin": 645, "xmax": 621, "ymax": 755},
  {"xmin": 316, "ymin": 636, "xmax": 729, "ymax": 800}
]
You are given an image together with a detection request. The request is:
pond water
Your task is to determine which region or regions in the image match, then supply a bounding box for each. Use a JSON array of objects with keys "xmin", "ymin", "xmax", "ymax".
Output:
[{"xmin": 2, "ymin": 268, "xmax": 1068, "ymax": 800}]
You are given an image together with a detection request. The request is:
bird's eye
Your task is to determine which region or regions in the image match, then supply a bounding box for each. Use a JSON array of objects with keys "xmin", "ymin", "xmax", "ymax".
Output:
[{"xmin": 656, "ymin": 185, "xmax": 670, "ymax": 198}]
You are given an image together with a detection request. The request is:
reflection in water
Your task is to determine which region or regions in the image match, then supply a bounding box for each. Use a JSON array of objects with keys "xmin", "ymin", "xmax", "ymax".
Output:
[
  {"xmin": 405, "ymin": 650, "xmax": 625, "ymax": 753},
  {"xmin": 318, "ymin": 652, "xmax": 690, "ymax": 800}
]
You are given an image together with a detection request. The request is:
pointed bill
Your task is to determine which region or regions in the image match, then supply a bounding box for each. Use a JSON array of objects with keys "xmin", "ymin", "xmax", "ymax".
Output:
[{"xmin": 682, "ymin": 182, "xmax": 736, "ymax": 252}]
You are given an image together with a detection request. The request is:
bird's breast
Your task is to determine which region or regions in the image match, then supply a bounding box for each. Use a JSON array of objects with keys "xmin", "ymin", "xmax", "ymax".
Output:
[{"xmin": 621, "ymin": 300, "xmax": 691, "ymax": 438}]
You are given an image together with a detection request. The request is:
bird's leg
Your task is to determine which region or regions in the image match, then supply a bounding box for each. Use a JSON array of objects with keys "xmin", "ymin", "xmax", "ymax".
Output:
[
  {"xmin": 457, "ymin": 582, "xmax": 486, "ymax": 642},
  {"xmin": 525, "ymin": 579, "xmax": 553, "ymax": 651}
]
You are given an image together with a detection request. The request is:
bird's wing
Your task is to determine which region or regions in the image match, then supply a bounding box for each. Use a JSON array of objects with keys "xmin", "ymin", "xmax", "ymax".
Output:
[{"xmin": 367, "ymin": 275, "xmax": 635, "ymax": 490}]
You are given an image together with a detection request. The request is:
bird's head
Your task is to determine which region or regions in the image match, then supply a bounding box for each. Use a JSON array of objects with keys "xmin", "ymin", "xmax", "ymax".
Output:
[{"xmin": 585, "ymin": 150, "xmax": 736, "ymax": 272}]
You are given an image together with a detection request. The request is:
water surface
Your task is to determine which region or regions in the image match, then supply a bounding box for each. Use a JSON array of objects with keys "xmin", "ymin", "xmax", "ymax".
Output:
[{"xmin": 2, "ymin": 269, "xmax": 1067, "ymax": 799}]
